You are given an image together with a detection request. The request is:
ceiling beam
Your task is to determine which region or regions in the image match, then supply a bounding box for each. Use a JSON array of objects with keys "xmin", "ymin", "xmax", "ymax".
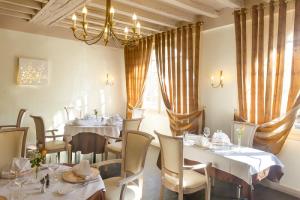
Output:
[
  {"xmin": 30, "ymin": 0, "xmax": 86, "ymax": 25},
  {"xmin": 0, "ymin": 8, "xmax": 32, "ymax": 20},
  {"xmin": 160, "ymin": 0, "xmax": 219, "ymax": 18},
  {"xmin": 34, "ymin": 0, "xmax": 49, "ymax": 3},
  {"xmin": 215, "ymin": 0, "xmax": 243, "ymax": 8},
  {"xmin": 0, "ymin": 2, "xmax": 37, "ymax": 15},
  {"xmin": 0, "ymin": 0, "xmax": 42, "ymax": 10},
  {"xmin": 74, "ymin": 11, "xmax": 162, "ymax": 33},
  {"xmin": 113, "ymin": 0, "xmax": 198, "ymax": 22},
  {"xmin": 88, "ymin": 0, "xmax": 177, "ymax": 28}
]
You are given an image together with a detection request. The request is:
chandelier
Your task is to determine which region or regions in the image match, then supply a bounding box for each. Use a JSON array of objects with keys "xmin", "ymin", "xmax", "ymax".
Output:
[{"xmin": 71, "ymin": 0, "xmax": 142, "ymax": 46}]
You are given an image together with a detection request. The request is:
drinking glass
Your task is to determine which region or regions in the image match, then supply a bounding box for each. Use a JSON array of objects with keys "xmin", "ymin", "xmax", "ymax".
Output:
[{"xmin": 203, "ymin": 127, "xmax": 210, "ymax": 138}]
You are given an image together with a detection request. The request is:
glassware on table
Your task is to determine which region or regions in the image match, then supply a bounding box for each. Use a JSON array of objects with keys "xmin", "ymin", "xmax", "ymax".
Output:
[{"xmin": 203, "ymin": 127, "xmax": 210, "ymax": 138}]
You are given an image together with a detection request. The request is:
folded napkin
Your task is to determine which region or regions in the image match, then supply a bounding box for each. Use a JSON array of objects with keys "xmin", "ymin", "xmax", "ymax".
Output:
[
  {"xmin": 72, "ymin": 160, "xmax": 92, "ymax": 179},
  {"xmin": 211, "ymin": 131, "xmax": 231, "ymax": 144},
  {"xmin": 11, "ymin": 157, "xmax": 31, "ymax": 173}
]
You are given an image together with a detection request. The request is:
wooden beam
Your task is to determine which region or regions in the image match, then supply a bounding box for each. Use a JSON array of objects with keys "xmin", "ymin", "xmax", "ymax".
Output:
[
  {"xmin": 30, "ymin": 0, "xmax": 86, "ymax": 25},
  {"xmin": 215, "ymin": 0, "xmax": 243, "ymax": 8},
  {"xmin": 0, "ymin": 8, "xmax": 31, "ymax": 20},
  {"xmin": 88, "ymin": 0, "xmax": 177, "ymax": 28},
  {"xmin": 0, "ymin": 0, "xmax": 42, "ymax": 10},
  {"xmin": 160, "ymin": 0, "xmax": 219, "ymax": 18},
  {"xmin": 74, "ymin": 11, "xmax": 163, "ymax": 32},
  {"xmin": 0, "ymin": 2, "xmax": 37, "ymax": 15},
  {"xmin": 34, "ymin": 0, "xmax": 49, "ymax": 3}
]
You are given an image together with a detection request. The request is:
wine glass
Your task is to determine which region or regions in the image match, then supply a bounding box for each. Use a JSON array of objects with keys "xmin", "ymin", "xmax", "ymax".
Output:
[{"xmin": 203, "ymin": 127, "xmax": 210, "ymax": 138}]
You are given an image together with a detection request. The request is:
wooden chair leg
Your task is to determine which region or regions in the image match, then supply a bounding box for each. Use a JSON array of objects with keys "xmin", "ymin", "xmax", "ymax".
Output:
[
  {"xmin": 160, "ymin": 185, "xmax": 164, "ymax": 200},
  {"xmin": 93, "ymin": 153, "xmax": 96, "ymax": 163},
  {"xmin": 105, "ymin": 151, "xmax": 108, "ymax": 160},
  {"xmin": 205, "ymin": 187, "xmax": 211, "ymax": 200}
]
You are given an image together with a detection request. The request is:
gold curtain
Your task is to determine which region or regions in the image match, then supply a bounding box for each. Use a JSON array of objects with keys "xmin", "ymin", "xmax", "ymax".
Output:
[
  {"xmin": 154, "ymin": 23, "xmax": 204, "ymax": 136},
  {"xmin": 234, "ymin": 0, "xmax": 300, "ymax": 154},
  {"xmin": 124, "ymin": 36, "xmax": 153, "ymax": 118}
]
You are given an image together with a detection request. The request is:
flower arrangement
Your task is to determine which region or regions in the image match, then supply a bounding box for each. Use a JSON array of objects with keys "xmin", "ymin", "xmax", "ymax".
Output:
[
  {"xmin": 236, "ymin": 126, "xmax": 245, "ymax": 147},
  {"xmin": 30, "ymin": 149, "xmax": 46, "ymax": 178},
  {"xmin": 94, "ymin": 109, "xmax": 98, "ymax": 119}
]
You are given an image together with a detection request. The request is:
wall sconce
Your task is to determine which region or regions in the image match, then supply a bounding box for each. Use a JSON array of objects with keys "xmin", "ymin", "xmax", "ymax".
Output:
[
  {"xmin": 105, "ymin": 73, "xmax": 114, "ymax": 86},
  {"xmin": 211, "ymin": 70, "xmax": 224, "ymax": 88}
]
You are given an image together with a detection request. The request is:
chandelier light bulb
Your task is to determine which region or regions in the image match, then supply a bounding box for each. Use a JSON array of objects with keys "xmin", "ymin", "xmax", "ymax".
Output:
[
  {"xmin": 82, "ymin": 6, "xmax": 87, "ymax": 14},
  {"xmin": 132, "ymin": 13, "xmax": 137, "ymax": 21},
  {"xmin": 124, "ymin": 27, "xmax": 129, "ymax": 33},
  {"xmin": 72, "ymin": 14, "xmax": 77, "ymax": 21},
  {"xmin": 110, "ymin": 7, "xmax": 115, "ymax": 14},
  {"xmin": 136, "ymin": 22, "xmax": 141, "ymax": 35}
]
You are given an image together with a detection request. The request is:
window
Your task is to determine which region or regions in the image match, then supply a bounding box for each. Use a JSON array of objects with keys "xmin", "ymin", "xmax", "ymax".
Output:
[{"xmin": 143, "ymin": 50, "xmax": 164, "ymax": 113}]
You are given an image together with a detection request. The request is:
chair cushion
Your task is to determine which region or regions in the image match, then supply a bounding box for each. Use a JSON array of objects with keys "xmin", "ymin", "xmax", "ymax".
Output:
[
  {"xmin": 164, "ymin": 170, "xmax": 207, "ymax": 190},
  {"xmin": 106, "ymin": 141, "xmax": 122, "ymax": 153},
  {"xmin": 45, "ymin": 140, "xmax": 65, "ymax": 151},
  {"xmin": 104, "ymin": 176, "xmax": 139, "ymax": 200}
]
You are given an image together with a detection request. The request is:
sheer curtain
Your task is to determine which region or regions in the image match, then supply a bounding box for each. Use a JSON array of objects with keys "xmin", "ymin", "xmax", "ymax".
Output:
[{"xmin": 234, "ymin": 0, "xmax": 300, "ymax": 154}]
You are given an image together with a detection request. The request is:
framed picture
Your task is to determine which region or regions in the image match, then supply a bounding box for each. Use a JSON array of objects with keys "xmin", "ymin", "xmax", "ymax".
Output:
[{"xmin": 17, "ymin": 57, "xmax": 48, "ymax": 85}]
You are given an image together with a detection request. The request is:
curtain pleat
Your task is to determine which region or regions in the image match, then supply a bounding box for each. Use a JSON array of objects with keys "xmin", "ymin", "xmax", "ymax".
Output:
[
  {"xmin": 272, "ymin": 0, "xmax": 287, "ymax": 119},
  {"xmin": 265, "ymin": 1, "xmax": 275, "ymax": 122},
  {"xmin": 250, "ymin": 5, "xmax": 258, "ymax": 123},
  {"xmin": 155, "ymin": 23, "xmax": 203, "ymax": 136},
  {"xmin": 125, "ymin": 37, "xmax": 153, "ymax": 118},
  {"xmin": 257, "ymin": 4, "xmax": 265, "ymax": 124},
  {"xmin": 241, "ymin": 9, "xmax": 248, "ymax": 120},
  {"xmin": 287, "ymin": 0, "xmax": 300, "ymax": 110}
]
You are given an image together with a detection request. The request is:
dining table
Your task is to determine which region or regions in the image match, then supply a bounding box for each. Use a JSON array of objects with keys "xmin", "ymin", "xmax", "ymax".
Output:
[
  {"xmin": 182, "ymin": 135, "xmax": 284, "ymax": 200},
  {"xmin": 0, "ymin": 164, "xmax": 105, "ymax": 200}
]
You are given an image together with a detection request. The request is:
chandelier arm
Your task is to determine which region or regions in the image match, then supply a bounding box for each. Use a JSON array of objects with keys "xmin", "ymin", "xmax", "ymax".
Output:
[
  {"xmin": 72, "ymin": 28, "xmax": 104, "ymax": 42},
  {"xmin": 85, "ymin": 31, "xmax": 105, "ymax": 45}
]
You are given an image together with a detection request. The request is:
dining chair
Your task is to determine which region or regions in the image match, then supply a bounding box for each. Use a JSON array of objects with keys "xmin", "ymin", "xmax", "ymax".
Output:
[
  {"xmin": 0, "ymin": 128, "xmax": 28, "ymax": 172},
  {"xmin": 231, "ymin": 121, "xmax": 258, "ymax": 147},
  {"xmin": 0, "ymin": 109, "xmax": 27, "ymax": 129},
  {"xmin": 155, "ymin": 131, "xmax": 211, "ymax": 200},
  {"xmin": 30, "ymin": 115, "xmax": 71, "ymax": 163},
  {"xmin": 93, "ymin": 130, "xmax": 154, "ymax": 200},
  {"xmin": 70, "ymin": 132, "xmax": 107, "ymax": 163},
  {"xmin": 132, "ymin": 108, "xmax": 145, "ymax": 119},
  {"xmin": 105, "ymin": 118, "xmax": 143, "ymax": 160},
  {"xmin": 64, "ymin": 106, "xmax": 82, "ymax": 121}
]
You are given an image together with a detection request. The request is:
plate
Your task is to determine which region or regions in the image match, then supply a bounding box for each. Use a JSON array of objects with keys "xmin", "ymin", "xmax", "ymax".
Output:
[{"xmin": 62, "ymin": 168, "xmax": 99, "ymax": 183}]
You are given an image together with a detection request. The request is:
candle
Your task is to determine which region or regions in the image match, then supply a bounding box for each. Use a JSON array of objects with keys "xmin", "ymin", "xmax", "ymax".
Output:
[
  {"xmin": 82, "ymin": 6, "xmax": 87, "ymax": 22},
  {"xmin": 110, "ymin": 7, "xmax": 115, "ymax": 19},
  {"xmin": 72, "ymin": 14, "xmax": 77, "ymax": 29},
  {"xmin": 104, "ymin": 26, "xmax": 108, "ymax": 40},
  {"xmin": 132, "ymin": 13, "xmax": 137, "ymax": 26},
  {"xmin": 124, "ymin": 27, "xmax": 128, "ymax": 40},
  {"xmin": 136, "ymin": 22, "xmax": 141, "ymax": 35}
]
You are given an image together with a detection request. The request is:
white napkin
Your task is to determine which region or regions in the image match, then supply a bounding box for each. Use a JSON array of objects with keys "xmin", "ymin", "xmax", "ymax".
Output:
[
  {"xmin": 11, "ymin": 157, "xmax": 31, "ymax": 173},
  {"xmin": 211, "ymin": 131, "xmax": 231, "ymax": 144},
  {"xmin": 72, "ymin": 160, "xmax": 92, "ymax": 179}
]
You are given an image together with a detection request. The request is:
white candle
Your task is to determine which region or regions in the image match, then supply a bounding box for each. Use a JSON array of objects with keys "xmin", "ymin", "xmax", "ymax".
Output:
[
  {"xmin": 124, "ymin": 27, "xmax": 128, "ymax": 40},
  {"xmin": 110, "ymin": 7, "xmax": 115, "ymax": 19},
  {"xmin": 132, "ymin": 13, "xmax": 137, "ymax": 26},
  {"xmin": 136, "ymin": 22, "xmax": 141, "ymax": 35},
  {"xmin": 72, "ymin": 14, "xmax": 77, "ymax": 28}
]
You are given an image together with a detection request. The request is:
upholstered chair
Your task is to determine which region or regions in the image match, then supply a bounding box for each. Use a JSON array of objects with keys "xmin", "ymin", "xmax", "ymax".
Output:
[
  {"xmin": 0, "ymin": 128, "xmax": 28, "ymax": 172},
  {"xmin": 132, "ymin": 108, "xmax": 145, "ymax": 119},
  {"xmin": 30, "ymin": 115, "xmax": 71, "ymax": 163},
  {"xmin": 70, "ymin": 132, "xmax": 107, "ymax": 163},
  {"xmin": 155, "ymin": 131, "xmax": 211, "ymax": 200},
  {"xmin": 93, "ymin": 130, "xmax": 154, "ymax": 200},
  {"xmin": 0, "ymin": 109, "xmax": 27, "ymax": 129},
  {"xmin": 231, "ymin": 121, "xmax": 258, "ymax": 147},
  {"xmin": 105, "ymin": 118, "xmax": 142, "ymax": 160}
]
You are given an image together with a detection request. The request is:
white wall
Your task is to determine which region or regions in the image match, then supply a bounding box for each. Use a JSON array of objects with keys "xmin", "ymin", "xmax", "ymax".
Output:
[{"xmin": 0, "ymin": 28, "xmax": 126, "ymax": 144}]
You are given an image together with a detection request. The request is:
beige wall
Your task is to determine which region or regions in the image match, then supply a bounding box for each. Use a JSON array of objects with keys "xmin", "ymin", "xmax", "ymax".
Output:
[{"xmin": 0, "ymin": 28, "xmax": 126, "ymax": 144}]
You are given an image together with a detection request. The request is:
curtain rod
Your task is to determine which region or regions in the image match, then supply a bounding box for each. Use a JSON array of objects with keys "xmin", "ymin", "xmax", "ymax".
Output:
[{"xmin": 155, "ymin": 21, "xmax": 204, "ymax": 35}]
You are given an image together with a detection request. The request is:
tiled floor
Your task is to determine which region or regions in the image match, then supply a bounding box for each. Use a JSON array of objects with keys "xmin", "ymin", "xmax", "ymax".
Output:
[{"xmin": 101, "ymin": 145, "xmax": 300, "ymax": 200}]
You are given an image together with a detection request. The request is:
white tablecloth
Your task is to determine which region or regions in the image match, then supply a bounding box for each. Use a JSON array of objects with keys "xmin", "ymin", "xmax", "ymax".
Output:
[
  {"xmin": 0, "ymin": 165, "xmax": 105, "ymax": 200},
  {"xmin": 184, "ymin": 144, "xmax": 284, "ymax": 185}
]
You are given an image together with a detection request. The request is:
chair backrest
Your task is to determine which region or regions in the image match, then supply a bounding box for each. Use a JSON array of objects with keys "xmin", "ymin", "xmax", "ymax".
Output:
[
  {"xmin": 155, "ymin": 131, "xmax": 183, "ymax": 176},
  {"xmin": 132, "ymin": 108, "xmax": 145, "ymax": 119},
  {"xmin": 231, "ymin": 121, "xmax": 258, "ymax": 147},
  {"xmin": 71, "ymin": 132, "xmax": 106, "ymax": 154},
  {"xmin": 0, "ymin": 128, "xmax": 28, "ymax": 171},
  {"xmin": 121, "ymin": 130, "xmax": 154, "ymax": 175},
  {"xmin": 123, "ymin": 118, "xmax": 143, "ymax": 132},
  {"xmin": 30, "ymin": 115, "xmax": 46, "ymax": 147},
  {"xmin": 16, "ymin": 109, "xmax": 27, "ymax": 128},
  {"xmin": 64, "ymin": 106, "xmax": 82, "ymax": 121}
]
